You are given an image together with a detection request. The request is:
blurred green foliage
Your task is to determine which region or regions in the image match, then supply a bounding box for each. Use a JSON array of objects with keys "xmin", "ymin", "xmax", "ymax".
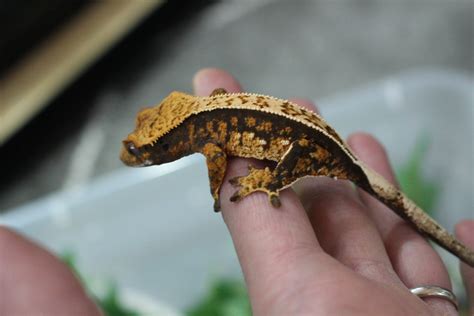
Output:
[
  {"xmin": 61, "ymin": 252, "xmax": 139, "ymax": 316},
  {"xmin": 396, "ymin": 136, "xmax": 439, "ymax": 215},
  {"xmin": 186, "ymin": 278, "xmax": 252, "ymax": 316}
]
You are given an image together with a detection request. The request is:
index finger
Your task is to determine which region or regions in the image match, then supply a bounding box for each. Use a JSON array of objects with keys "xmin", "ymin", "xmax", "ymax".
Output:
[{"xmin": 193, "ymin": 68, "xmax": 328, "ymax": 314}]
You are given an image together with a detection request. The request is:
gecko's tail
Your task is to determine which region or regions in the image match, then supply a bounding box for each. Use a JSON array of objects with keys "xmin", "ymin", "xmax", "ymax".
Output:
[{"xmin": 359, "ymin": 164, "xmax": 474, "ymax": 267}]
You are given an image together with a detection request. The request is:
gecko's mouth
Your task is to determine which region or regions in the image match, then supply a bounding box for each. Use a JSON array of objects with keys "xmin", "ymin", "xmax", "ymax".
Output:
[
  {"xmin": 120, "ymin": 146, "xmax": 142, "ymax": 167},
  {"xmin": 120, "ymin": 146, "xmax": 155, "ymax": 167},
  {"xmin": 141, "ymin": 159, "xmax": 153, "ymax": 167}
]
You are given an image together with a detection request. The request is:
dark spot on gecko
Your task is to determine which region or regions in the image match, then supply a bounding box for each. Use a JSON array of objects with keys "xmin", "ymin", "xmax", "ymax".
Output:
[{"xmin": 238, "ymin": 95, "xmax": 249, "ymax": 104}]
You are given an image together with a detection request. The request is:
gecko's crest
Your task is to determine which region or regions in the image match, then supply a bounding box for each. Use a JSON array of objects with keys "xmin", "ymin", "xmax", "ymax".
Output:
[{"xmin": 125, "ymin": 91, "xmax": 197, "ymax": 148}]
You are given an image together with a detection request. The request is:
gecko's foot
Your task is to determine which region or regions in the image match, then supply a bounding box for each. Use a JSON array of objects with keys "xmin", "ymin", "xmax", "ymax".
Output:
[
  {"xmin": 270, "ymin": 194, "xmax": 281, "ymax": 207},
  {"xmin": 213, "ymin": 199, "xmax": 221, "ymax": 212},
  {"xmin": 228, "ymin": 166, "xmax": 279, "ymax": 205},
  {"xmin": 229, "ymin": 166, "xmax": 273, "ymax": 189}
]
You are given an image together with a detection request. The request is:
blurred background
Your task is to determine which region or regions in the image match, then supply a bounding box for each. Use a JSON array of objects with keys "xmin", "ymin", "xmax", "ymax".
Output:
[{"xmin": 0, "ymin": 0, "xmax": 473, "ymax": 315}]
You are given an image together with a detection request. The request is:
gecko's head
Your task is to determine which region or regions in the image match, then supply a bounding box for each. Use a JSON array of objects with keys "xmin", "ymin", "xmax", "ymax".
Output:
[{"xmin": 120, "ymin": 91, "xmax": 195, "ymax": 167}]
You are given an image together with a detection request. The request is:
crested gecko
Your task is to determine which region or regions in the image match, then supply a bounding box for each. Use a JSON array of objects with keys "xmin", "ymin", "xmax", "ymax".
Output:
[{"xmin": 120, "ymin": 88, "xmax": 474, "ymax": 267}]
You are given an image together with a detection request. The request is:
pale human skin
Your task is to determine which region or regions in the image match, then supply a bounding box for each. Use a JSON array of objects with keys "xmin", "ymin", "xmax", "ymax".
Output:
[{"xmin": 0, "ymin": 68, "xmax": 472, "ymax": 315}]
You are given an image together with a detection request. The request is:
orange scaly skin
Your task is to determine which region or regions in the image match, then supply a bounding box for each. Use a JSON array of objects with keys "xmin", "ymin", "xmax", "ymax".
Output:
[{"xmin": 120, "ymin": 88, "xmax": 474, "ymax": 267}]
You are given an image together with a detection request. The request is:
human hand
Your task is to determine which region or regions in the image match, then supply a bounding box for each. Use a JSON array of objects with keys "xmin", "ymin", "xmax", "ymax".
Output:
[
  {"xmin": 0, "ymin": 227, "xmax": 101, "ymax": 315},
  {"xmin": 193, "ymin": 68, "xmax": 473, "ymax": 315}
]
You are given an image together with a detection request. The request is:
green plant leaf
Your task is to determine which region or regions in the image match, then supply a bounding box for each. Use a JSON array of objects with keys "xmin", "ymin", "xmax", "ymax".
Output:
[
  {"xmin": 61, "ymin": 251, "xmax": 141, "ymax": 316},
  {"xmin": 396, "ymin": 135, "xmax": 439, "ymax": 215},
  {"xmin": 186, "ymin": 278, "xmax": 251, "ymax": 316}
]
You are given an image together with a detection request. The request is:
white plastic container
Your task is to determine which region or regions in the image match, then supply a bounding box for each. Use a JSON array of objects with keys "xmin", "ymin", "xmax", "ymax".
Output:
[{"xmin": 1, "ymin": 69, "xmax": 472, "ymax": 311}]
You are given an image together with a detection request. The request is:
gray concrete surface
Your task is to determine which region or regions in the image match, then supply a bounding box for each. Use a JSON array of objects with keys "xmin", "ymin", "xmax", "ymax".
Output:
[{"xmin": 1, "ymin": 0, "xmax": 473, "ymax": 211}]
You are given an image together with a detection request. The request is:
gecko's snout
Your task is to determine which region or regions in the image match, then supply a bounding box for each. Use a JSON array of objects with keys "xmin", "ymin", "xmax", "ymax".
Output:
[{"xmin": 120, "ymin": 140, "xmax": 143, "ymax": 167}]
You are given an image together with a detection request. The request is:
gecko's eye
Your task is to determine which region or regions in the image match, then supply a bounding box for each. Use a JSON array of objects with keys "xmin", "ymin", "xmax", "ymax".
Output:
[{"xmin": 126, "ymin": 142, "xmax": 140, "ymax": 157}]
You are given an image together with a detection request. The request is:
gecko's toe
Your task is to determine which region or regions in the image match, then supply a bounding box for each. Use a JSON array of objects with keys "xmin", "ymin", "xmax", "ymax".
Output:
[
  {"xmin": 229, "ymin": 176, "xmax": 241, "ymax": 186},
  {"xmin": 213, "ymin": 199, "xmax": 221, "ymax": 212},
  {"xmin": 230, "ymin": 190, "xmax": 242, "ymax": 202},
  {"xmin": 270, "ymin": 194, "xmax": 281, "ymax": 208}
]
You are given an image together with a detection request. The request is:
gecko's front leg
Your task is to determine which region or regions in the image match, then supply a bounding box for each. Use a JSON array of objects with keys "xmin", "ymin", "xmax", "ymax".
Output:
[{"xmin": 201, "ymin": 143, "xmax": 227, "ymax": 212}]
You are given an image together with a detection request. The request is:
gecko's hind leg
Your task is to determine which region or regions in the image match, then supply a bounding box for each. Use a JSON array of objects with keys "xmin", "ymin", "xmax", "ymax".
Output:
[
  {"xmin": 229, "ymin": 165, "xmax": 280, "ymax": 207},
  {"xmin": 228, "ymin": 139, "xmax": 315, "ymax": 207},
  {"xmin": 267, "ymin": 138, "xmax": 354, "ymax": 205},
  {"xmin": 269, "ymin": 138, "xmax": 353, "ymax": 191},
  {"xmin": 228, "ymin": 138, "xmax": 353, "ymax": 208}
]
